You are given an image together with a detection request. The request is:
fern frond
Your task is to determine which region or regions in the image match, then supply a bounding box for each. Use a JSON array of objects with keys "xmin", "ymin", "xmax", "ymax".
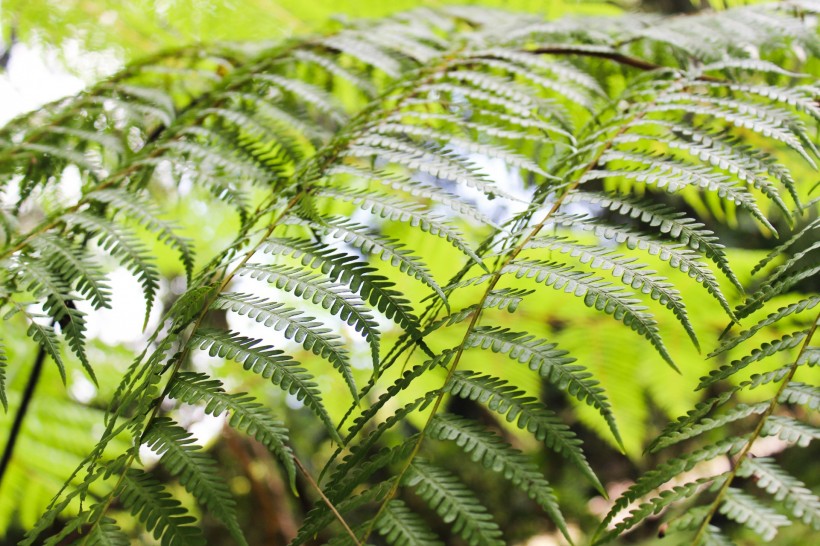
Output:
[
  {"xmin": 711, "ymin": 296, "xmax": 820, "ymax": 357},
  {"xmin": 446, "ymin": 371, "xmax": 603, "ymax": 494},
  {"xmin": 464, "ymin": 326, "xmax": 622, "ymax": 445},
  {"xmin": 698, "ymin": 330, "xmax": 809, "ymax": 390},
  {"xmin": 720, "ymin": 487, "xmax": 791, "ymax": 541},
  {"xmin": 290, "ymin": 480, "xmax": 396, "ymax": 546},
  {"xmin": 239, "ymin": 263, "xmax": 379, "ymax": 377},
  {"xmin": 750, "ymin": 217, "xmax": 820, "ymax": 276},
  {"xmin": 313, "ymin": 217, "xmax": 448, "ymax": 306},
  {"xmin": 85, "ymin": 517, "xmax": 130, "ymax": 546},
  {"xmin": 212, "ymin": 292, "xmax": 353, "ymax": 394},
  {"xmin": 527, "ymin": 235, "xmax": 698, "ymax": 348},
  {"xmin": 404, "ymin": 459, "xmax": 505, "ymax": 546},
  {"xmin": 313, "ymin": 187, "xmax": 485, "ymax": 268},
  {"xmin": 482, "ymin": 288, "xmax": 534, "ymax": 313},
  {"xmin": 647, "ymin": 98, "xmax": 817, "ymax": 168},
  {"xmin": 601, "ymin": 475, "xmax": 725, "ymax": 542},
  {"xmin": 565, "ymin": 190, "xmax": 741, "ymax": 292},
  {"xmin": 327, "ymin": 164, "xmax": 496, "ymax": 228},
  {"xmin": 189, "ymin": 328, "xmax": 341, "ymax": 443},
  {"xmin": 64, "ymin": 211, "xmax": 160, "ymax": 324},
  {"xmin": 167, "ymin": 371, "xmax": 296, "ymax": 490},
  {"xmin": 13, "ymin": 255, "xmax": 90, "ymax": 380},
  {"xmin": 29, "ymin": 234, "xmax": 112, "ymax": 310},
  {"xmin": 648, "ymin": 402, "xmax": 768, "ymax": 452},
  {"xmin": 550, "ymin": 214, "xmax": 736, "ymax": 318},
  {"xmin": 143, "ymin": 417, "xmax": 246, "ymax": 546},
  {"xmin": 586, "ymin": 150, "xmax": 774, "ymax": 231},
  {"xmin": 779, "ymin": 382, "xmax": 820, "ymax": 410},
  {"xmin": 0, "ymin": 342, "xmax": 6, "ymax": 411},
  {"xmin": 502, "ymin": 260, "xmax": 674, "ymax": 368},
  {"xmin": 345, "ymin": 137, "xmax": 515, "ymax": 203},
  {"xmin": 761, "ymin": 415, "xmax": 818, "ymax": 447},
  {"xmin": 734, "ymin": 265, "xmax": 820, "ymax": 322},
  {"xmin": 429, "ymin": 413, "xmax": 570, "ymax": 542},
  {"xmin": 377, "ymin": 499, "xmax": 445, "ymax": 546},
  {"xmin": 597, "ymin": 437, "xmax": 748, "ymax": 535},
  {"xmin": 89, "ymin": 188, "xmax": 196, "ymax": 280},
  {"xmin": 258, "ymin": 236, "xmax": 424, "ymax": 340},
  {"xmin": 738, "ymin": 456, "xmax": 820, "ymax": 529},
  {"xmin": 117, "ymin": 469, "xmax": 206, "ymax": 546}
]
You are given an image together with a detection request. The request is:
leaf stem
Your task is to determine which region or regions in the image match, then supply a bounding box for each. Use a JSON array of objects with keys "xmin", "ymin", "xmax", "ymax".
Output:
[{"xmin": 0, "ymin": 340, "xmax": 48, "ymax": 491}]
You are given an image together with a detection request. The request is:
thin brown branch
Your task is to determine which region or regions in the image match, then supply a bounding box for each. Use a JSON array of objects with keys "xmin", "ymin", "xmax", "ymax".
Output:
[{"xmin": 294, "ymin": 456, "xmax": 362, "ymax": 546}]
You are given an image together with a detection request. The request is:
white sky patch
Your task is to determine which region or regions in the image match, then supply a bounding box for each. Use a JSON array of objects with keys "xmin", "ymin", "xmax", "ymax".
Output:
[{"xmin": 0, "ymin": 43, "xmax": 83, "ymax": 124}]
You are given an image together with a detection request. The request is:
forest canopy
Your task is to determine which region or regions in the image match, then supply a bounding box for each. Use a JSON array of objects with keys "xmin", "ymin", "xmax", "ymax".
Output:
[{"xmin": 0, "ymin": 1, "xmax": 817, "ymax": 545}]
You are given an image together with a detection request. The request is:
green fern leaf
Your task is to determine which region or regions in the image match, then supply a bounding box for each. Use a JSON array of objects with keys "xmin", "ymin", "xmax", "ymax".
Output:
[
  {"xmin": 13, "ymin": 255, "xmax": 91, "ymax": 381},
  {"xmin": 482, "ymin": 288, "xmax": 534, "ymax": 313},
  {"xmin": 85, "ymin": 517, "xmax": 130, "ymax": 546},
  {"xmin": 252, "ymin": 73, "xmax": 347, "ymax": 125},
  {"xmin": 373, "ymin": 122, "xmax": 551, "ymax": 177},
  {"xmin": 734, "ymin": 265, "xmax": 820, "ymax": 322},
  {"xmin": 168, "ymin": 371, "xmax": 296, "ymax": 490},
  {"xmin": 597, "ymin": 437, "xmax": 748, "ymax": 535},
  {"xmin": 648, "ymin": 402, "xmax": 768, "ymax": 452},
  {"xmin": 292, "ymin": 49, "xmax": 377, "ymax": 96},
  {"xmin": 464, "ymin": 326, "xmax": 622, "ymax": 446},
  {"xmin": 290, "ymin": 479, "xmax": 396, "ymax": 546},
  {"xmin": 762, "ymin": 415, "xmax": 819, "ymax": 447},
  {"xmin": 619, "ymin": 123, "xmax": 795, "ymax": 215},
  {"xmin": 189, "ymin": 328, "xmax": 342, "ymax": 444},
  {"xmin": 312, "ymin": 217, "xmax": 448, "ymax": 306},
  {"xmin": 313, "ymin": 187, "xmax": 485, "ymax": 268},
  {"xmin": 502, "ymin": 260, "xmax": 675, "ymax": 368},
  {"xmin": 117, "ymin": 469, "xmax": 206, "ymax": 546},
  {"xmin": 779, "ymin": 382, "xmax": 820, "ymax": 410},
  {"xmin": 0, "ymin": 342, "xmax": 6, "ymax": 411},
  {"xmin": 212, "ymin": 292, "xmax": 354, "ymax": 399},
  {"xmin": 599, "ymin": 475, "xmax": 726, "ymax": 543},
  {"xmin": 565, "ymin": 190, "xmax": 741, "ymax": 292},
  {"xmin": 648, "ymin": 97, "xmax": 817, "ymax": 168},
  {"xmin": 64, "ymin": 211, "xmax": 160, "ymax": 324},
  {"xmin": 239, "ymin": 262, "xmax": 379, "ymax": 376},
  {"xmin": 738, "ymin": 456, "xmax": 820, "ymax": 529},
  {"xmin": 711, "ymin": 296, "xmax": 820, "ymax": 358},
  {"xmin": 257, "ymin": 236, "xmax": 424, "ymax": 342},
  {"xmin": 429, "ymin": 413, "xmax": 571, "ymax": 543},
  {"xmin": 447, "ymin": 371, "xmax": 603, "ymax": 494},
  {"xmin": 720, "ymin": 487, "xmax": 791, "ymax": 541},
  {"xmin": 377, "ymin": 499, "xmax": 445, "ymax": 546},
  {"xmin": 698, "ymin": 330, "xmax": 809, "ymax": 390},
  {"xmin": 30, "ymin": 234, "xmax": 112, "ymax": 310},
  {"xmin": 750, "ymin": 217, "xmax": 820, "ymax": 276},
  {"xmin": 343, "ymin": 134, "xmax": 518, "ymax": 201},
  {"xmin": 527, "ymin": 235, "xmax": 698, "ymax": 348},
  {"xmin": 405, "ymin": 459, "xmax": 505, "ymax": 546},
  {"xmin": 90, "ymin": 188, "xmax": 196, "ymax": 280},
  {"xmin": 327, "ymin": 164, "xmax": 497, "ymax": 228},
  {"xmin": 143, "ymin": 417, "xmax": 246, "ymax": 546},
  {"xmin": 550, "ymin": 214, "xmax": 736, "ymax": 319},
  {"xmin": 585, "ymin": 150, "xmax": 775, "ymax": 232}
]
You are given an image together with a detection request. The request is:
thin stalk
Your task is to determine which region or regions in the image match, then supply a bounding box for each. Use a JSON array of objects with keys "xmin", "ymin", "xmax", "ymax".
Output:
[{"xmin": 0, "ymin": 342, "xmax": 48, "ymax": 491}]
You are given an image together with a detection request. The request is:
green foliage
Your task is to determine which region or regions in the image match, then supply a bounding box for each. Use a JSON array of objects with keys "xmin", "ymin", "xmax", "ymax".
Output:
[{"xmin": 0, "ymin": 2, "xmax": 817, "ymax": 545}]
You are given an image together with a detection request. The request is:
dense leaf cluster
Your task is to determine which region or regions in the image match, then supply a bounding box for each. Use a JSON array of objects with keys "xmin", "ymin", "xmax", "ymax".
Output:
[{"xmin": 0, "ymin": 2, "xmax": 817, "ymax": 545}]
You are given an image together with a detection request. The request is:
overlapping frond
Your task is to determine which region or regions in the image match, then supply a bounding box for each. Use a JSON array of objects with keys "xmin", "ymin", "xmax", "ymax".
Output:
[{"xmin": 4, "ymin": 3, "xmax": 818, "ymax": 545}]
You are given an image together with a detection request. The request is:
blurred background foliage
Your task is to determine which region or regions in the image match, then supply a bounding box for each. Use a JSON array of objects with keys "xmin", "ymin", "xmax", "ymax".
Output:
[{"xmin": 0, "ymin": 0, "xmax": 817, "ymax": 545}]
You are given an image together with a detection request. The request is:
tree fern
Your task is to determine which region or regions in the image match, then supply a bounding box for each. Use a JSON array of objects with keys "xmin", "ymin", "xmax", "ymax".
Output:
[{"xmin": 1, "ymin": 3, "xmax": 817, "ymax": 545}]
